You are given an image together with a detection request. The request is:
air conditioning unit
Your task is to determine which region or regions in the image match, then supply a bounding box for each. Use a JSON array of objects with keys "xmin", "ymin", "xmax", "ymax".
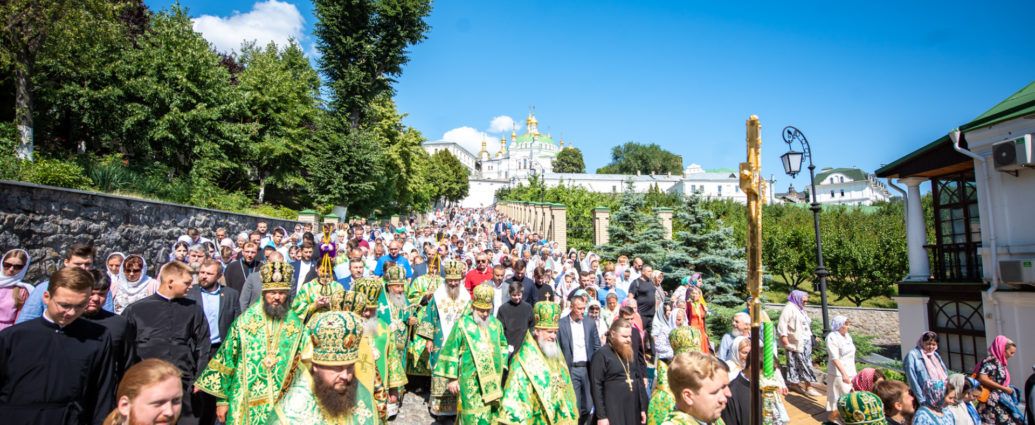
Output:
[
  {"xmin": 992, "ymin": 134, "xmax": 1034, "ymax": 171},
  {"xmin": 999, "ymin": 259, "xmax": 1035, "ymax": 285}
]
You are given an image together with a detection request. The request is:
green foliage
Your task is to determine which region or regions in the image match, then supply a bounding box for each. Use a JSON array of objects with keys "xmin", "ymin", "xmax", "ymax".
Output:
[
  {"xmin": 823, "ymin": 203, "xmax": 907, "ymax": 306},
  {"xmin": 17, "ymin": 157, "xmax": 92, "ymax": 189},
  {"xmin": 313, "ymin": 0, "xmax": 432, "ymax": 127},
  {"xmin": 243, "ymin": 204, "xmax": 299, "ymax": 220},
  {"xmin": 236, "ymin": 40, "xmax": 320, "ymax": 204},
  {"xmin": 496, "ymin": 176, "xmax": 617, "ymax": 249},
  {"xmin": 306, "ymin": 118, "xmax": 386, "ymax": 214},
  {"xmin": 598, "ymin": 181, "xmax": 671, "ymax": 267},
  {"xmin": 553, "ymin": 147, "xmax": 586, "ymax": 173},
  {"xmin": 663, "ymin": 194, "xmax": 747, "ymax": 306},
  {"xmin": 762, "ymin": 205, "xmax": 816, "ymax": 291},
  {"xmin": 427, "ymin": 149, "xmax": 470, "ymax": 204},
  {"xmin": 0, "ymin": 122, "xmax": 18, "ymax": 180},
  {"xmin": 596, "ymin": 141, "xmax": 683, "ymax": 175},
  {"xmin": 85, "ymin": 161, "xmax": 133, "ymax": 192}
]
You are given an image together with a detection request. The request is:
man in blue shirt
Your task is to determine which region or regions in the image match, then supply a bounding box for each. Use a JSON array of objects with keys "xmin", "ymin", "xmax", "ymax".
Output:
[
  {"xmin": 17, "ymin": 243, "xmax": 113, "ymax": 323},
  {"xmin": 373, "ymin": 241, "xmax": 412, "ymax": 278}
]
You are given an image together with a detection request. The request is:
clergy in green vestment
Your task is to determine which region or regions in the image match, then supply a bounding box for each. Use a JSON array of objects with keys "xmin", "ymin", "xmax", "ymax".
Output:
[
  {"xmin": 648, "ymin": 326, "xmax": 704, "ymax": 425},
  {"xmin": 269, "ymin": 310, "xmax": 380, "ymax": 425},
  {"xmin": 497, "ymin": 302, "xmax": 579, "ymax": 425},
  {"xmin": 195, "ymin": 261, "xmax": 308, "ymax": 425},
  {"xmin": 660, "ymin": 352, "xmax": 729, "ymax": 425},
  {"xmin": 416, "ymin": 259, "xmax": 471, "ymax": 417},
  {"xmin": 291, "ymin": 229, "xmax": 347, "ymax": 322},
  {"xmin": 405, "ymin": 256, "xmax": 444, "ymax": 376},
  {"xmin": 433, "ymin": 283, "xmax": 509, "ymax": 425},
  {"xmin": 382, "ymin": 265, "xmax": 416, "ymax": 418}
]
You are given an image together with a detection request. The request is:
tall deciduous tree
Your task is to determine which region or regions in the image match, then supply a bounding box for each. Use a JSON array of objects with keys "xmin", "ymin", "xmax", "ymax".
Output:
[
  {"xmin": 306, "ymin": 117, "xmax": 385, "ymax": 215},
  {"xmin": 237, "ymin": 40, "xmax": 321, "ymax": 204},
  {"xmin": 368, "ymin": 96, "xmax": 434, "ymax": 213},
  {"xmin": 427, "ymin": 149, "xmax": 469, "ymax": 205},
  {"xmin": 553, "ymin": 147, "xmax": 585, "ymax": 173},
  {"xmin": 313, "ymin": 0, "xmax": 432, "ymax": 128},
  {"xmin": 596, "ymin": 141, "xmax": 683, "ymax": 175}
]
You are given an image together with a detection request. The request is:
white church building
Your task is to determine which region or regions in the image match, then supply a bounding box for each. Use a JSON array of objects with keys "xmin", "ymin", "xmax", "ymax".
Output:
[{"xmin": 424, "ymin": 112, "xmax": 889, "ymax": 208}]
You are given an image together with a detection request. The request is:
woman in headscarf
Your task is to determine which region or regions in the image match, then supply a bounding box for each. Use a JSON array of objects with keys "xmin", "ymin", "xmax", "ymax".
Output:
[
  {"xmin": 684, "ymin": 284, "xmax": 711, "ymax": 353},
  {"xmin": 777, "ymin": 289, "xmax": 819, "ymax": 395},
  {"xmin": 104, "ymin": 252, "xmax": 125, "ymax": 285},
  {"xmin": 946, "ymin": 373, "xmax": 981, "ymax": 425},
  {"xmin": 975, "ymin": 335, "xmax": 1024, "ymax": 424},
  {"xmin": 825, "ymin": 315, "xmax": 857, "ymax": 421},
  {"xmin": 720, "ymin": 334, "xmax": 790, "ymax": 425},
  {"xmin": 905, "ymin": 331, "xmax": 949, "ymax": 406},
  {"xmin": 851, "ymin": 368, "xmax": 886, "ymax": 392},
  {"xmin": 651, "ymin": 300, "xmax": 675, "ymax": 363},
  {"xmin": 912, "ymin": 380, "xmax": 956, "ymax": 425},
  {"xmin": 0, "ymin": 249, "xmax": 34, "ymax": 331},
  {"xmin": 111, "ymin": 255, "xmax": 158, "ymax": 315}
]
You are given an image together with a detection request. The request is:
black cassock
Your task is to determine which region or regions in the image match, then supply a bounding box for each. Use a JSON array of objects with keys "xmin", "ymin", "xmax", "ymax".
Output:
[
  {"xmin": 720, "ymin": 372, "xmax": 751, "ymax": 425},
  {"xmin": 0, "ymin": 317, "xmax": 115, "ymax": 425},
  {"xmin": 84, "ymin": 309, "xmax": 137, "ymax": 384},
  {"xmin": 122, "ymin": 293, "xmax": 211, "ymax": 425},
  {"xmin": 590, "ymin": 345, "xmax": 649, "ymax": 425}
]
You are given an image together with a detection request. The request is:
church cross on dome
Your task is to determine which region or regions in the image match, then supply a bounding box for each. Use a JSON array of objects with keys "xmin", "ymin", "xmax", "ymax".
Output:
[{"xmin": 526, "ymin": 107, "xmax": 540, "ymax": 136}]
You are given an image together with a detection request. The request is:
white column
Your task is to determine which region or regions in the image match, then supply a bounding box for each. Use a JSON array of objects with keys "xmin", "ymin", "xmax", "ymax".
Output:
[
  {"xmin": 900, "ymin": 177, "xmax": 930, "ymax": 281},
  {"xmin": 894, "ymin": 296, "xmax": 930, "ymax": 357}
]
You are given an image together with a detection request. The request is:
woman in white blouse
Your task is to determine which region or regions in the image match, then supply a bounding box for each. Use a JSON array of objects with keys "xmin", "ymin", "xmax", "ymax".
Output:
[{"xmin": 825, "ymin": 315, "xmax": 856, "ymax": 423}]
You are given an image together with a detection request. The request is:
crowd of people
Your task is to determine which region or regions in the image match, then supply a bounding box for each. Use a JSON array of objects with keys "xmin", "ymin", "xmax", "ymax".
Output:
[{"xmin": 0, "ymin": 207, "xmax": 1031, "ymax": 425}]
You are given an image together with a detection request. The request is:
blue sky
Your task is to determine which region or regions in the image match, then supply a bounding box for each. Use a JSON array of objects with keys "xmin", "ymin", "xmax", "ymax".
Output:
[{"xmin": 146, "ymin": 0, "xmax": 1035, "ymax": 190}]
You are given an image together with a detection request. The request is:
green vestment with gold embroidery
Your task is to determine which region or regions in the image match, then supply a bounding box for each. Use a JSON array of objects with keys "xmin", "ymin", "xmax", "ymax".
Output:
[
  {"xmin": 268, "ymin": 366, "xmax": 378, "ymax": 425},
  {"xmin": 405, "ymin": 274, "xmax": 442, "ymax": 376},
  {"xmin": 383, "ymin": 294, "xmax": 413, "ymax": 389},
  {"xmin": 195, "ymin": 303, "xmax": 307, "ymax": 425},
  {"xmin": 661, "ymin": 410, "xmax": 717, "ymax": 425},
  {"xmin": 291, "ymin": 279, "xmax": 348, "ymax": 323},
  {"xmin": 432, "ymin": 314, "xmax": 508, "ymax": 425},
  {"xmin": 497, "ymin": 333, "xmax": 578, "ymax": 425},
  {"xmin": 648, "ymin": 361, "xmax": 676, "ymax": 425},
  {"xmin": 416, "ymin": 284, "xmax": 471, "ymax": 415}
]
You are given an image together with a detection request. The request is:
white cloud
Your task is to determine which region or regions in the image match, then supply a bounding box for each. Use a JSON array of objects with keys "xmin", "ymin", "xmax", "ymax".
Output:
[
  {"xmin": 192, "ymin": 0, "xmax": 305, "ymax": 54},
  {"xmin": 487, "ymin": 115, "xmax": 516, "ymax": 133},
  {"xmin": 442, "ymin": 126, "xmax": 498, "ymax": 156}
]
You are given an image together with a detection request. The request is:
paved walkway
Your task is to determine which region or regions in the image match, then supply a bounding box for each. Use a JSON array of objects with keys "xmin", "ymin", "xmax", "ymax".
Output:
[{"xmin": 784, "ymin": 390, "xmax": 828, "ymax": 424}]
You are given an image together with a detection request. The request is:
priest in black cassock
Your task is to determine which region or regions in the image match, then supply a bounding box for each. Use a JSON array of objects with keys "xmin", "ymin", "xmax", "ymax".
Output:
[
  {"xmin": 122, "ymin": 261, "xmax": 211, "ymax": 425},
  {"xmin": 591, "ymin": 318, "xmax": 649, "ymax": 425},
  {"xmin": 0, "ymin": 267, "xmax": 115, "ymax": 425},
  {"xmin": 82, "ymin": 270, "xmax": 136, "ymax": 384}
]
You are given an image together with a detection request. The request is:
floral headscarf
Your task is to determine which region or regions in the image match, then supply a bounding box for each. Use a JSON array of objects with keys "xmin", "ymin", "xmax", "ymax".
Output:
[
  {"xmin": 921, "ymin": 379, "xmax": 948, "ymax": 410},
  {"xmin": 976, "ymin": 335, "xmax": 1013, "ymax": 386},
  {"xmin": 851, "ymin": 368, "xmax": 880, "ymax": 392}
]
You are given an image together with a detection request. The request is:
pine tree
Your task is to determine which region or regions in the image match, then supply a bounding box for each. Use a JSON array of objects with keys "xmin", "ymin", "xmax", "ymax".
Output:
[
  {"xmin": 662, "ymin": 194, "xmax": 747, "ymax": 306},
  {"xmin": 599, "ymin": 180, "xmax": 670, "ymax": 269}
]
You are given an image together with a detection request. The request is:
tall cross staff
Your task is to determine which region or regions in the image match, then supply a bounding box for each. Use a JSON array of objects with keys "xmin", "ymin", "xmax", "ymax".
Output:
[{"xmin": 738, "ymin": 115, "xmax": 764, "ymax": 425}]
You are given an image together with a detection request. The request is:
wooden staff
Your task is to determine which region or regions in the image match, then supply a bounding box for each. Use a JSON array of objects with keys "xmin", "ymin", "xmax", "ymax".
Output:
[{"xmin": 739, "ymin": 115, "xmax": 764, "ymax": 425}]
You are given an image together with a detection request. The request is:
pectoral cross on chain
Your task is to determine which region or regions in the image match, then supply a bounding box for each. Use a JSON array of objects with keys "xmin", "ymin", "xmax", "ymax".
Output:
[{"xmin": 625, "ymin": 377, "xmax": 633, "ymax": 391}]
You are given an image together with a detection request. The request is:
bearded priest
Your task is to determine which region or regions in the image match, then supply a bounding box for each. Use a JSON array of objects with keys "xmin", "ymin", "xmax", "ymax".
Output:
[
  {"xmin": 270, "ymin": 311, "xmax": 379, "ymax": 424},
  {"xmin": 498, "ymin": 302, "xmax": 579, "ymax": 425},
  {"xmin": 194, "ymin": 261, "xmax": 308, "ymax": 425},
  {"xmin": 416, "ymin": 259, "xmax": 472, "ymax": 418},
  {"xmin": 381, "ymin": 265, "xmax": 416, "ymax": 418},
  {"xmin": 433, "ymin": 283, "xmax": 509, "ymax": 425},
  {"xmin": 591, "ymin": 318, "xmax": 649, "ymax": 425}
]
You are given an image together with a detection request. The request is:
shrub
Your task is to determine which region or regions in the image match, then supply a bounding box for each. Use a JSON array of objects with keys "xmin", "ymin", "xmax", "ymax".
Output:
[
  {"xmin": 18, "ymin": 158, "xmax": 93, "ymax": 190},
  {"xmin": 86, "ymin": 161, "xmax": 133, "ymax": 192},
  {"xmin": 245, "ymin": 204, "xmax": 299, "ymax": 220},
  {"xmin": 0, "ymin": 122, "xmax": 18, "ymax": 180}
]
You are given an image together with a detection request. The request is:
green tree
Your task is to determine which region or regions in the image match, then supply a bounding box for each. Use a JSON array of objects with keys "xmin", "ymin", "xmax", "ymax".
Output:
[
  {"xmin": 427, "ymin": 149, "xmax": 469, "ymax": 205},
  {"xmin": 313, "ymin": 0, "xmax": 432, "ymax": 128},
  {"xmin": 662, "ymin": 194, "xmax": 746, "ymax": 306},
  {"xmin": 120, "ymin": 5, "xmax": 249, "ymax": 186},
  {"xmin": 496, "ymin": 176, "xmax": 618, "ymax": 249},
  {"xmin": 596, "ymin": 141, "xmax": 683, "ymax": 175},
  {"xmin": 306, "ymin": 116, "xmax": 386, "ymax": 214},
  {"xmin": 237, "ymin": 40, "xmax": 321, "ymax": 204},
  {"xmin": 823, "ymin": 203, "xmax": 907, "ymax": 306},
  {"xmin": 761, "ymin": 204, "xmax": 816, "ymax": 291},
  {"xmin": 553, "ymin": 147, "xmax": 585, "ymax": 173},
  {"xmin": 367, "ymin": 96, "xmax": 434, "ymax": 214},
  {"xmin": 598, "ymin": 181, "xmax": 670, "ymax": 268}
]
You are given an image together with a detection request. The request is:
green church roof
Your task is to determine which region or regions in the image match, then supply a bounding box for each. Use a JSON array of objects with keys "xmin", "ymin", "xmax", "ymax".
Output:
[
  {"xmin": 815, "ymin": 167, "xmax": 868, "ymax": 183},
  {"xmin": 514, "ymin": 133, "xmax": 557, "ymax": 146},
  {"xmin": 961, "ymin": 80, "xmax": 1035, "ymax": 131}
]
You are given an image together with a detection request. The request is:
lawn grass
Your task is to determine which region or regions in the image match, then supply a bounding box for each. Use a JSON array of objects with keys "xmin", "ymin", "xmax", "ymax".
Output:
[{"xmin": 761, "ymin": 278, "xmax": 898, "ymax": 309}]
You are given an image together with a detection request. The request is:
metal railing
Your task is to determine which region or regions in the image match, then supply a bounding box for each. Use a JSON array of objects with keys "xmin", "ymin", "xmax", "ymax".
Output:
[{"xmin": 925, "ymin": 242, "xmax": 983, "ymax": 282}]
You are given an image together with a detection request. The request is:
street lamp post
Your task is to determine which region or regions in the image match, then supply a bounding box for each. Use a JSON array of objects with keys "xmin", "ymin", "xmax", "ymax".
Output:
[{"xmin": 780, "ymin": 126, "xmax": 831, "ymax": 336}]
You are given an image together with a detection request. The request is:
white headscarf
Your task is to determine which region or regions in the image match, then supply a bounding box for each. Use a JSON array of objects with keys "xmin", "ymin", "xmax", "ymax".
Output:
[
  {"xmin": 726, "ymin": 335, "xmax": 750, "ymax": 378},
  {"xmin": 113, "ymin": 255, "xmax": 156, "ymax": 314},
  {"xmin": 105, "ymin": 252, "xmax": 125, "ymax": 283},
  {"xmin": 0, "ymin": 249, "xmax": 34, "ymax": 291}
]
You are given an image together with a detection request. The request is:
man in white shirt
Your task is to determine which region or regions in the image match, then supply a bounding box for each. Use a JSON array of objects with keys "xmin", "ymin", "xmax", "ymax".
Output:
[{"xmin": 558, "ymin": 296, "xmax": 600, "ymax": 425}]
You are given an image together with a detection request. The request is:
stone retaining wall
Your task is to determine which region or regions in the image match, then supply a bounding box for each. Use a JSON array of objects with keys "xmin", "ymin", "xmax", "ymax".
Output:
[
  {"xmin": 766, "ymin": 303, "xmax": 901, "ymax": 348},
  {"xmin": 0, "ymin": 180, "xmax": 298, "ymax": 282}
]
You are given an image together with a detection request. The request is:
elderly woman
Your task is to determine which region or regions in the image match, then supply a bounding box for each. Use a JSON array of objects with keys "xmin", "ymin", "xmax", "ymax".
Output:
[
  {"xmin": 905, "ymin": 331, "xmax": 950, "ymax": 406},
  {"xmin": 825, "ymin": 315, "xmax": 857, "ymax": 421},
  {"xmin": 975, "ymin": 335, "xmax": 1024, "ymax": 424},
  {"xmin": 777, "ymin": 290, "xmax": 819, "ymax": 396},
  {"xmin": 0, "ymin": 249, "xmax": 34, "ymax": 331},
  {"xmin": 913, "ymin": 380, "xmax": 956, "ymax": 425},
  {"xmin": 946, "ymin": 373, "xmax": 981, "ymax": 425}
]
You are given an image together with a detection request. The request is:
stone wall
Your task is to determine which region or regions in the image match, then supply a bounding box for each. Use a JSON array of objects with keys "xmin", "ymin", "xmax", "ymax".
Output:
[
  {"xmin": 767, "ymin": 303, "xmax": 901, "ymax": 348},
  {"xmin": 0, "ymin": 180, "xmax": 298, "ymax": 282}
]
